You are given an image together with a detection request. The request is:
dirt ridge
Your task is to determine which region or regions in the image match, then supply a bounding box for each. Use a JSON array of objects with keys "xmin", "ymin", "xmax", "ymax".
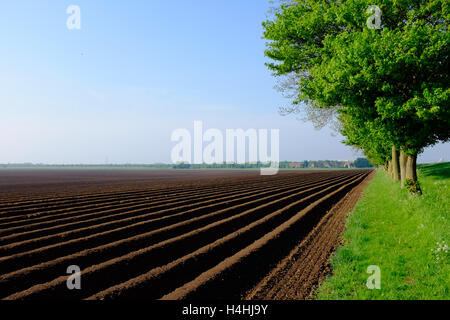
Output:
[{"xmin": 0, "ymin": 170, "xmax": 373, "ymax": 300}]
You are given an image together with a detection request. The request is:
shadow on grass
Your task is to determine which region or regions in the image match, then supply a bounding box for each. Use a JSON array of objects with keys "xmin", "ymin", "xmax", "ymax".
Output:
[{"xmin": 418, "ymin": 162, "xmax": 450, "ymax": 179}]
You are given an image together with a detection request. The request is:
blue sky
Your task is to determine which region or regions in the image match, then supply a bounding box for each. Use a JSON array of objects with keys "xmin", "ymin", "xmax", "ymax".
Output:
[{"xmin": 1, "ymin": 0, "xmax": 448, "ymax": 164}]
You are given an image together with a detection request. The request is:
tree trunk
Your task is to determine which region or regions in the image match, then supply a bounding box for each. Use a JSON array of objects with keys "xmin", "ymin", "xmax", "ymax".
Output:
[
  {"xmin": 387, "ymin": 161, "xmax": 392, "ymax": 177},
  {"xmin": 391, "ymin": 145, "xmax": 400, "ymax": 182},
  {"xmin": 405, "ymin": 153, "xmax": 421, "ymax": 194},
  {"xmin": 399, "ymin": 149, "xmax": 407, "ymax": 187},
  {"xmin": 405, "ymin": 154, "xmax": 417, "ymax": 182}
]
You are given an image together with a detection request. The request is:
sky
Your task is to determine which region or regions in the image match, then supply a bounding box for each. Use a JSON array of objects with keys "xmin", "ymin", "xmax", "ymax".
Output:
[{"xmin": 1, "ymin": 0, "xmax": 448, "ymax": 164}]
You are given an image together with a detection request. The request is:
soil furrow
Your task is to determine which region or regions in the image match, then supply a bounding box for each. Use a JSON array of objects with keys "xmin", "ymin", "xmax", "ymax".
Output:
[{"xmin": 1, "ymin": 173, "xmax": 364, "ymax": 299}]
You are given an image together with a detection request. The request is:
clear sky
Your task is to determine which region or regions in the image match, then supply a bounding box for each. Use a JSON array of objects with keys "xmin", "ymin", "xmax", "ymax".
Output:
[{"xmin": 1, "ymin": 0, "xmax": 448, "ymax": 164}]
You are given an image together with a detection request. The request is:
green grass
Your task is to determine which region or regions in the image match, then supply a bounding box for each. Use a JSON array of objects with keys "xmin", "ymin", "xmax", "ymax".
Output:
[{"xmin": 316, "ymin": 162, "xmax": 450, "ymax": 300}]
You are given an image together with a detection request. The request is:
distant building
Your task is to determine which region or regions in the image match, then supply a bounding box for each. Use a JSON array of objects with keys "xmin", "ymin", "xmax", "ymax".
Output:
[{"xmin": 289, "ymin": 162, "xmax": 302, "ymax": 168}]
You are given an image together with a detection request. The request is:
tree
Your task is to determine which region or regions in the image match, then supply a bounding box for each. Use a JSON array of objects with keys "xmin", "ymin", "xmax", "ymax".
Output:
[
  {"xmin": 354, "ymin": 157, "xmax": 372, "ymax": 168},
  {"xmin": 302, "ymin": 160, "xmax": 309, "ymax": 168},
  {"xmin": 263, "ymin": 0, "xmax": 449, "ymax": 192},
  {"xmin": 339, "ymin": 113, "xmax": 392, "ymax": 167}
]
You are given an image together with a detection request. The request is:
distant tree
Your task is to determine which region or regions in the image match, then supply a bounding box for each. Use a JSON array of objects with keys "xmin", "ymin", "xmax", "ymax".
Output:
[
  {"xmin": 173, "ymin": 163, "xmax": 191, "ymax": 169},
  {"xmin": 354, "ymin": 158, "xmax": 372, "ymax": 168}
]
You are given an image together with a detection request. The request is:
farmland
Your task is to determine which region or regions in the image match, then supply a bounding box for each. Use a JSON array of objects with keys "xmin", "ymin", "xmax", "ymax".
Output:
[{"xmin": 0, "ymin": 169, "xmax": 373, "ymax": 300}]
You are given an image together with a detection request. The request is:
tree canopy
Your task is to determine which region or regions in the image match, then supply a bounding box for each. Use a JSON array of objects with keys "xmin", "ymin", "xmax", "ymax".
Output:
[{"xmin": 264, "ymin": 0, "xmax": 449, "ymax": 191}]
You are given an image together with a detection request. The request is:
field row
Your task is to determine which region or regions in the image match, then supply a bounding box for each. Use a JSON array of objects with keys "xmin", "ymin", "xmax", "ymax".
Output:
[{"xmin": 0, "ymin": 170, "xmax": 371, "ymax": 299}]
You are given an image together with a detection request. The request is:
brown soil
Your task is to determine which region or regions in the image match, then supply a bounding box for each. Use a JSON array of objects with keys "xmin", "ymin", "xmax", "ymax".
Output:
[
  {"xmin": 0, "ymin": 169, "xmax": 373, "ymax": 300},
  {"xmin": 246, "ymin": 171, "xmax": 375, "ymax": 300}
]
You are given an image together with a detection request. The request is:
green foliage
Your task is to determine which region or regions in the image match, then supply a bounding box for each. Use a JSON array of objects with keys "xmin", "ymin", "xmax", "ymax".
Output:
[
  {"xmin": 354, "ymin": 157, "xmax": 373, "ymax": 168},
  {"xmin": 316, "ymin": 163, "xmax": 450, "ymax": 299},
  {"xmin": 404, "ymin": 178, "xmax": 422, "ymax": 195},
  {"xmin": 172, "ymin": 162, "xmax": 191, "ymax": 169},
  {"xmin": 340, "ymin": 114, "xmax": 392, "ymax": 165},
  {"xmin": 263, "ymin": 0, "xmax": 449, "ymax": 164}
]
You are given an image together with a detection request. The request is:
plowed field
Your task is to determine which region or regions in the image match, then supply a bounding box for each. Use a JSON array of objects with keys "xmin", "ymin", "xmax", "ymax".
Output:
[{"xmin": 0, "ymin": 169, "xmax": 373, "ymax": 300}]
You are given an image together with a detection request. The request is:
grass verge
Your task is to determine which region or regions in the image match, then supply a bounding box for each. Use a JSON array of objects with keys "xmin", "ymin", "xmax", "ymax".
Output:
[{"xmin": 316, "ymin": 163, "xmax": 449, "ymax": 300}]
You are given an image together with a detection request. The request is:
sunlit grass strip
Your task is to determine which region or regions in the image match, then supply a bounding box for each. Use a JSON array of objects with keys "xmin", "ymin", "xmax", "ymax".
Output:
[{"xmin": 316, "ymin": 163, "xmax": 450, "ymax": 300}]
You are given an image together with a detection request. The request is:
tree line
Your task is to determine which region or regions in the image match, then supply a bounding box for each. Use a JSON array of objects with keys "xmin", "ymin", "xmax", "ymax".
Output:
[
  {"xmin": 173, "ymin": 159, "xmax": 372, "ymax": 169},
  {"xmin": 1, "ymin": 160, "xmax": 372, "ymax": 170},
  {"xmin": 263, "ymin": 0, "xmax": 449, "ymax": 193}
]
